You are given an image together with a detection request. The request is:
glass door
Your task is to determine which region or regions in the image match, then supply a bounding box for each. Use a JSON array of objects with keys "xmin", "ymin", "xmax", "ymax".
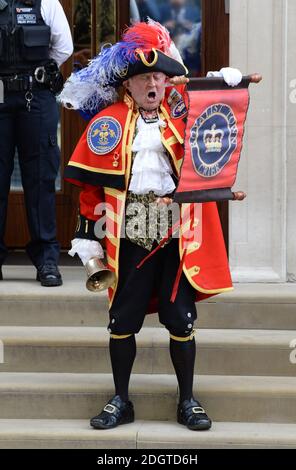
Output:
[
  {"xmin": 5, "ymin": 0, "xmax": 229, "ymax": 250},
  {"xmin": 5, "ymin": 0, "xmax": 120, "ymax": 249},
  {"xmin": 130, "ymin": 0, "xmax": 202, "ymax": 77}
]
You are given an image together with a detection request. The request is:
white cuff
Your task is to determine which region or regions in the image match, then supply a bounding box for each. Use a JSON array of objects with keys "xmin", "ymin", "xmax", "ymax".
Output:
[
  {"xmin": 206, "ymin": 71, "xmax": 223, "ymax": 78},
  {"xmin": 219, "ymin": 67, "xmax": 243, "ymax": 87},
  {"xmin": 207, "ymin": 68, "xmax": 243, "ymax": 87},
  {"xmin": 68, "ymin": 238, "xmax": 104, "ymax": 266}
]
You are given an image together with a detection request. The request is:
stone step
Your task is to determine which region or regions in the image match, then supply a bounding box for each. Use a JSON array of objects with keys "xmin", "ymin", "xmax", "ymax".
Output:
[
  {"xmin": 0, "ymin": 419, "xmax": 296, "ymax": 449},
  {"xmin": 0, "ymin": 326, "xmax": 295, "ymax": 376},
  {"xmin": 0, "ymin": 373, "xmax": 295, "ymax": 423},
  {"xmin": 1, "ymin": 267, "xmax": 296, "ymax": 329},
  {"xmin": 0, "ymin": 266, "xmax": 103, "ymax": 327}
]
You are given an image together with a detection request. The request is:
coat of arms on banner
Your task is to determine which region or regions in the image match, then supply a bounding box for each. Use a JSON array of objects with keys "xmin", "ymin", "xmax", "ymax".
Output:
[
  {"xmin": 174, "ymin": 76, "xmax": 261, "ymax": 203},
  {"xmin": 190, "ymin": 103, "xmax": 238, "ymax": 178}
]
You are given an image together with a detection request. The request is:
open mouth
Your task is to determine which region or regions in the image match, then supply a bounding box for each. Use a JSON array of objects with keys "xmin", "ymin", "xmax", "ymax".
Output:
[{"xmin": 147, "ymin": 91, "xmax": 156, "ymax": 101}]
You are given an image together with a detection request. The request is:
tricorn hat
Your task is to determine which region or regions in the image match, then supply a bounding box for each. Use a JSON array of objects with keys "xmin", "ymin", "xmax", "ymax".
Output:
[
  {"xmin": 121, "ymin": 48, "xmax": 187, "ymax": 83},
  {"xmin": 59, "ymin": 19, "xmax": 187, "ymax": 114}
]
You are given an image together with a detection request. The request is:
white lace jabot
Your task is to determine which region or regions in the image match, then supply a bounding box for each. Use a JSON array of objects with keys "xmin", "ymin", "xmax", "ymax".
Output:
[{"xmin": 128, "ymin": 115, "xmax": 176, "ymax": 197}]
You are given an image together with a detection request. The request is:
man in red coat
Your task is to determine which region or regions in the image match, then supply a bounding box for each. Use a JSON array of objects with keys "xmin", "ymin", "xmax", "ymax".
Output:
[{"xmin": 61, "ymin": 21, "xmax": 242, "ymax": 431}]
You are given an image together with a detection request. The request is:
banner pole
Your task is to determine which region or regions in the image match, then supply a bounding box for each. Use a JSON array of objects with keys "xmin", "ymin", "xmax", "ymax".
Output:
[{"xmin": 170, "ymin": 74, "xmax": 262, "ymax": 87}]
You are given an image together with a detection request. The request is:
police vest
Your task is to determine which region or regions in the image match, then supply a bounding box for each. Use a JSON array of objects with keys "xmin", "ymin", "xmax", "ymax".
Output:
[{"xmin": 0, "ymin": 0, "xmax": 51, "ymax": 74}]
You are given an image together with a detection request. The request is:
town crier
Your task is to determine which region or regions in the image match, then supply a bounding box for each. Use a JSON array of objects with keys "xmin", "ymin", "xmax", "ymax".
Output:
[{"xmin": 60, "ymin": 20, "xmax": 242, "ymax": 431}]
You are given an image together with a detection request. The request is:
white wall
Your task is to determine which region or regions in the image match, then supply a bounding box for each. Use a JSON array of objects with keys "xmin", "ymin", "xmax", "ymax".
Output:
[
  {"xmin": 286, "ymin": 0, "xmax": 296, "ymax": 281},
  {"xmin": 229, "ymin": 0, "xmax": 290, "ymax": 282}
]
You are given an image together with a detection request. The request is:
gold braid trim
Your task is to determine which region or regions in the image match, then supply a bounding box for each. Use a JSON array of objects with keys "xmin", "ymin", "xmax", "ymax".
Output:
[
  {"xmin": 135, "ymin": 48, "xmax": 158, "ymax": 67},
  {"xmin": 170, "ymin": 330, "xmax": 196, "ymax": 342},
  {"xmin": 110, "ymin": 334, "xmax": 133, "ymax": 340}
]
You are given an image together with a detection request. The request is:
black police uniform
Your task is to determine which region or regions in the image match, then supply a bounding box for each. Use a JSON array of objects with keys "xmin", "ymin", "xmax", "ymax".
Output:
[{"xmin": 0, "ymin": 0, "xmax": 62, "ymax": 276}]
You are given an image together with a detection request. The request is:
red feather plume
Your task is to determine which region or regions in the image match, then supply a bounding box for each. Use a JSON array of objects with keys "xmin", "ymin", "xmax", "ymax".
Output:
[{"xmin": 122, "ymin": 21, "xmax": 172, "ymax": 59}]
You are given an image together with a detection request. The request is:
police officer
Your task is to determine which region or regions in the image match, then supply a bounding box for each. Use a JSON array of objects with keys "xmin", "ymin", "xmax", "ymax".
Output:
[{"xmin": 0, "ymin": 0, "xmax": 73, "ymax": 285}]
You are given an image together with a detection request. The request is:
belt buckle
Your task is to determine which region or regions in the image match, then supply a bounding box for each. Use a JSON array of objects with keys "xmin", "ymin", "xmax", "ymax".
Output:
[
  {"xmin": 34, "ymin": 66, "xmax": 46, "ymax": 84},
  {"xmin": 192, "ymin": 406, "xmax": 205, "ymax": 414},
  {"xmin": 103, "ymin": 404, "xmax": 116, "ymax": 414}
]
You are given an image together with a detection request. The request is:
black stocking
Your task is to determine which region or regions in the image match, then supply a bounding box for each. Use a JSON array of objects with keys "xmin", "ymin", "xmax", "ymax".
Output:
[
  {"xmin": 169, "ymin": 336, "xmax": 196, "ymax": 403},
  {"xmin": 109, "ymin": 334, "xmax": 136, "ymax": 402}
]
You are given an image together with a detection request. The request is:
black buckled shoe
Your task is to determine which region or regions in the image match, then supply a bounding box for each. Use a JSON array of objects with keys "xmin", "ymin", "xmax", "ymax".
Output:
[
  {"xmin": 90, "ymin": 395, "xmax": 135, "ymax": 430},
  {"xmin": 178, "ymin": 398, "xmax": 212, "ymax": 431},
  {"xmin": 36, "ymin": 264, "xmax": 63, "ymax": 287}
]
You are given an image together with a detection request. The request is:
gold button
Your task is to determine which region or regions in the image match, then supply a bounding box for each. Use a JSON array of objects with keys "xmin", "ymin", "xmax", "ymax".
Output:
[
  {"xmin": 113, "ymin": 161, "xmax": 119, "ymax": 167},
  {"xmin": 194, "ymin": 266, "xmax": 200, "ymax": 273}
]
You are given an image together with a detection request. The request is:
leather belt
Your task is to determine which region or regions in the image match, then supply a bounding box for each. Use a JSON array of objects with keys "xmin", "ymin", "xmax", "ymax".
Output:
[{"xmin": 0, "ymin": 75, "xmax": 48, "ymax": 92}]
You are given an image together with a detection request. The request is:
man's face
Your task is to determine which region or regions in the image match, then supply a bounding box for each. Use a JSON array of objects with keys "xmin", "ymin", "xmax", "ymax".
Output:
[
  {"xmin": 170, "ymin": 0, "xmax": 186, "ymax": 7},
  {"xmin": 123, "ymin": 72, "xmax": 168, "ymax": 110}
]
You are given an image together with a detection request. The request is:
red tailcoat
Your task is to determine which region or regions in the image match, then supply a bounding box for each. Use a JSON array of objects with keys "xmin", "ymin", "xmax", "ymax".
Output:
[{"xmin": 65, "ymin": 85, "xmax": 233, "ymax": 311}]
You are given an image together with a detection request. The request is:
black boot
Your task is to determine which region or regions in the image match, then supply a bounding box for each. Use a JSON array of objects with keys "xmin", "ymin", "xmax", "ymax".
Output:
[
  {"xmin": 90, "ymin": 395, "xmax": 134, "ymax": 429},
  {"xmin": 178, "ymin": 398, "xmax": 212, "ymax": 431},
  {"xmin": 36, "ymin": 264, "xmax": 63, "ymax": 287}
]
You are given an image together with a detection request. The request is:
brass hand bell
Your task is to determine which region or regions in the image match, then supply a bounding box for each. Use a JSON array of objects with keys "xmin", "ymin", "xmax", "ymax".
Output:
[{"xmin": 85, "ymin": 257, "xmax": 116, "ymax": 292}]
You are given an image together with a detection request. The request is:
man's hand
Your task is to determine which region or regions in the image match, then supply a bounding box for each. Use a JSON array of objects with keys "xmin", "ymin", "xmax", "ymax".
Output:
[
  {"xmin": 232, "ymin": 191, "xmax": 247, "ymax": 201},
  {"xmin": 156, "ymin": 197, "xmax": 173, "ymax": 206},
  {"xmin": 164, "ymin": 20, "xmax": 176, "ymax": 30},
  {"xmin": 169, "ymin": 76, "xmax": 189, "ymax": 86}
]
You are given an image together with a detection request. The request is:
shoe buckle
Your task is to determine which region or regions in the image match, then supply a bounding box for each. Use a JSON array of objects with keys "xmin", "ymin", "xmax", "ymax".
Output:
[
  {"xmin": 103, "ymin": 404, "xmax": 116, "ymax": 414},
  {"xmin": 192, "ymin": 406, "xmax": 205, "ymax": 414}
]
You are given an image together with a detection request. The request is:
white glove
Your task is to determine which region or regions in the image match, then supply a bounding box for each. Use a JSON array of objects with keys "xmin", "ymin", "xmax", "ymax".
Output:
[
  {"xmin": 68, "ymin": 238, "xmax": 104, "ymax": 266},
  {"xmin": 207, "ymin": 67, "xmax": 243, "ymax": 87}
]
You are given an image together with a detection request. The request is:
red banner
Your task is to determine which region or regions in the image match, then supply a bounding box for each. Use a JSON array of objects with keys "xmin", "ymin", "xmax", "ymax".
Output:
[{"xmin": 174, "ymin": 80, "xmax": 250, "ymax": 203}]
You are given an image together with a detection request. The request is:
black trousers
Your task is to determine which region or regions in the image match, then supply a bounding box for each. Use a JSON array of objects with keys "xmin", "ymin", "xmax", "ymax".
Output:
[
  {"xmin": 108, "ymin": 237, "xmax": 197, "ymax": 337},
  {"xmin": 0, "ymin": 89, "xmax": 60, "ymax": 267}
]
